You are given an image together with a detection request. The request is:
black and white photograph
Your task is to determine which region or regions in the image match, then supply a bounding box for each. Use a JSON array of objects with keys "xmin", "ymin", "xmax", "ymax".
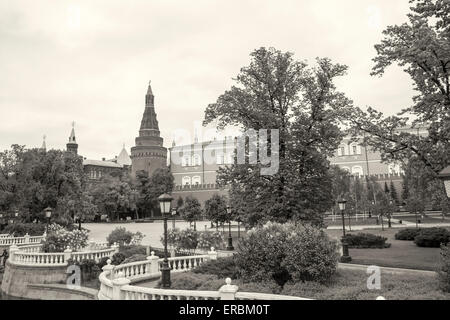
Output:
[{"xmin": 0, "ymin": 0, "xmax": 450, "ymax": 310}]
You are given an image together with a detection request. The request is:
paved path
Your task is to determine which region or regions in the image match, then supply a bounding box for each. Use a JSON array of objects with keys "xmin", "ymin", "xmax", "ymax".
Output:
[{"xmin": 327, "ymin": 221, "xmax": 450, "ymax": 231}]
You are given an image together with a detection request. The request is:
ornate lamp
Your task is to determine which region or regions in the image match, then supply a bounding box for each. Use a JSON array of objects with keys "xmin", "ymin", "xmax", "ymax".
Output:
[
  {"xmin": 158, "ymin": 193, "xmax": 173, "ymax": 288},
  {"xmin": 337, "ymin": 198, "xmax": 351, "ymax": 263},
  {"xmin": 44, "ymin": 207, "xmax": 52, "ymax": 233}
]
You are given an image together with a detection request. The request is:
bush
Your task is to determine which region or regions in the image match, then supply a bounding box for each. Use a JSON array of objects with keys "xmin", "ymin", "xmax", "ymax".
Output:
[
  {"xmin": 67, "ymin": 259, "xmax": 101, "ymax": 282},
  {"xmin": 3, "ymin": 223, "xmax": 46, "ymax": 236},
  {"xmin": 439, "ymin": 244, "xmax": 450, "ymax": 292},
  {"xmin": 234, "ymin": 222, "xmax": 339, "ymax": 286},
  {"xmin": 192, "ymin": 256, "xmax": 239, "ymax": 279},
  {"xmin": 234, "ymin": 222, "xmax": 290, "ymax": 286},
  {"xmin": 414, "ymin": 228, "xmax": 450, "ymax": 248},
  {"xmin": 197, "ymin": 231, "xmax": 224, "ymax": 251},
  {"xmin": 121, "ymin": 254, "xmax": 147, "ymax": 264},
  {"xmin": 163, "ymin": 273, "xmax": 218, "ymax": 290},
  {"xmin": 237, "ymin": 279, "xmax": 282, "ymax": 294},
  {"xmin": 343, "ymin": 233, "xmax": 390, "ymax": 248},
  {"xmin": 395, "ymin": 228, "xmax": 423, "ymax": 241},
  {"xmin": 111, "ymin": 252, "xmax": 126, "ymax": 265},
  {"xmin": 42, "ymin": 225, "xmax": 89, "ymax": 252},
  {"xmin": 107, "ymin": 227, "xmax": 145, "ymax": 246},
  {"xmin": 119, "ymin": 245, "xmax": 147, "ymax": 258},
  {"xmin": 282, "ymin": 225, "xmax": 340, "ymax": 283}
]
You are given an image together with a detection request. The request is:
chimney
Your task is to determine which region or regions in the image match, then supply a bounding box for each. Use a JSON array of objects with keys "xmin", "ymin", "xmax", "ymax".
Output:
[{"xmin": 102, "ymin": 158, "xmax": 105, "ymax": 161}]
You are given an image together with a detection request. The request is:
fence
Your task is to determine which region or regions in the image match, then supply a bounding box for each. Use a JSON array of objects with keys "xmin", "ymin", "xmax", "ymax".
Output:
[
  {"xmin": 98, "ymin": 248, "xmax": 309, "ymax": 300},
  {"xmin": 8, "ymin": 243, "xmax": 119, "ymax": 267},
  {"xmin": 0, "ymin": 233, "xmax": 45, "ymax": 246}
]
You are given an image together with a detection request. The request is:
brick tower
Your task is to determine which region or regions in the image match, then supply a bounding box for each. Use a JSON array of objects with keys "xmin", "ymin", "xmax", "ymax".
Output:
[
  {"xmin": 66, "ymin": 122, "xmax": 78, "ymax": 155},
  {"xmin": 131, "ymin": 81, "xmax": 167, "ymax": 178}
]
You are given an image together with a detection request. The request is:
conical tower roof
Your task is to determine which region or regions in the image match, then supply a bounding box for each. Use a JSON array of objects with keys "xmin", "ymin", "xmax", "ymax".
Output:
[{"xmin": 117, "ymin": 144, "xmax": 132, "ymax": 166}]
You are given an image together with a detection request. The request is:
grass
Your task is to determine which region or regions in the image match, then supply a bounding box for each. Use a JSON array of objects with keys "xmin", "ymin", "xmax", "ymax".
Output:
[
  {"xmin": 325, "ymin": 217, "xmax": 398, "ymax": 227},
  {"xmin": 325, "ymin": 227, "xmax": 447, "ymax": 271},
  {"xmin": 168, "ymin": 269, "xmax": 450, "ymax": 300}
]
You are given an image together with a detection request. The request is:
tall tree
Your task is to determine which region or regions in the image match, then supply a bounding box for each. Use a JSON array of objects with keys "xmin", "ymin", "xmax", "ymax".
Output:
[
  {"xmin": 204, "ymin": 47, "xmax": 350, "ymax": 227},
  {"xmin": 204, "ymin": 194, "xmax": 228, "ymax": 227},
  {"xmin": 179, "ymin": 196, "xmax": 203, "ymax": 230},
  {"xmin": 339, "ymin": 0, "xmax": 450, "ymax": 177},
  {"xmin": 389, "ymin": 180, "xmax": 399, "ymax": 205}
]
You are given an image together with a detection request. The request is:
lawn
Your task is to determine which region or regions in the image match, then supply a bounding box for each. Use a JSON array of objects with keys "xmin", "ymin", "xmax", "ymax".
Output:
[
  {"xmin": 324, "ymin": 217, "xmax": 398, "ymax": 227},
  {"xmin": 325, "ymin": 227, "xmax": 447, "ymax": 271},
  {"xmin": 168, "ymin": 268, "xmax": 450, "ymax": 300}
]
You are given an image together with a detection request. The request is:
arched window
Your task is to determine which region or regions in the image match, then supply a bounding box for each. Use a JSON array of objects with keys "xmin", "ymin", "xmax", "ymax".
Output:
[
  {"xmin": 182, "ymin": 176, "xmax": 191, "ymax": 186},
  {"xmin": 352, "ymin": 166, "xmax": 363, "ymax": 176},
  {"xmin": 338, "ymin": 145, "xmax": 347, "ymax": 156},
  {"xmin": 192, "ymin": 154, "xmax": 201, "ymax": 166},
  {"xmin": 342, "ymin": 166, "xmax": 351, "ymax": 172},
  {"xmin": 182, "ymin": 155, "xmax": 191, "ymax": 167},
  {"xmin": 192, "ymin": 176, "xmax": 201, "ymax": 185},
  {"xmin": 350, "ymin": 143, "xmax": 361, "ymax": 155}
]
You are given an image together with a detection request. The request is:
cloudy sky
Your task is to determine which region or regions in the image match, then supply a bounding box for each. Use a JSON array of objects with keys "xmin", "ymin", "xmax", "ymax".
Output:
[{"xmin": 0, "ymin": 0, "xmax": 415, "ymax": 160}]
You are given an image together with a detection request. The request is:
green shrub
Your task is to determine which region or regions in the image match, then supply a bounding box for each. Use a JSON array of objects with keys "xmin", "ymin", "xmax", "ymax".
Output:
[
  {"xmin": 414, "ymin": 228, "xmax": 450, "ymax": 248},
  {"xmin": 121, "ymin": 254, "xmax": 147, "ymax": 264},
  {"xmin": 343, "ymin": 233, "xmax": 390, "ymax": 248},
  {"xmin": 107, "ymin": 227, "xmax": 145, "ymax": 246},
  {"xmin": 67, "ymin": 259, "xmax": 101, "ymax": 282},
  {"xmin": 42, "ymin": 226, "xmax": 89, "ymax": 252},
  {"xmin": 119, "ymin": 245, "xmax": 147, "ymax": 258},
  {"xmin": 237, "ymin": 280, "xmax": 282, "ymax": 294},
  {"xmin": 395, "ymin": 228, "xmax": 423, "ymax": 241},
  {"xmin": 192, "ymin": 256, "xmax": 239, "ymax": 279},
  {"xmin": 234, "ymin": 222, "xmax": 339, "ymax": 285},
  {"xmin": 197, "ymin": 231, "xmax": 224, "ymax": 251},
  {"xmin": 163, "ymin": 273, "xmax": 218, "ymax": 290},
  {"xmin": 282, "ymin": 225, "xmax": 339, "ymax": 283},
  {"xmin": 111, "ymin": 252, "xmax": 126, "ymax": 265},
  {"xmin": 439, "ymin": 244, "xmax": 450, "ymax": 292},
  {"xmin": 234, "ymin": 222, "xmax": 290, "ymax": 286},
  {"xmin": 98, "ymin": 257, "xmax": 110, "ymax": 269},
  {"xmin": 3, "ymin": 223, "xmax": 46, "ymax": 236}
]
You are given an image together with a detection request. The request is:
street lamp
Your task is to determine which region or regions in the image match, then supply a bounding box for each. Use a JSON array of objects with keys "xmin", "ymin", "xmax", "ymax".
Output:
[
  {"xmin": 171, "ymin": 207, "xmax": 177, "ymax": 230},
  {"xmin": 77, "ymin": 215, "xmax": 82, "ymax": 231},
  {"xmin": 226, "ymin": 206, "xmax": 234, "ymax": 251},
  {"xmin": 337, "ymin": 198, "xmax": 351, "ymax": 263},
  {"xmin": 44, "ymin": 207, "xmax": 52, "ymax": 233},
  {"xmin": 158, "ymin": 193, "xmax": 173, "ymax": 289}
]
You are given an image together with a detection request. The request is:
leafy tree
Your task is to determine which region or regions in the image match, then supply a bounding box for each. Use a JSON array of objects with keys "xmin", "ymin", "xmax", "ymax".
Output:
[
  {"xmin": 204, "ymin": 194, "xmax": 228, "ymax": 227},
  {"xmin": 389, "ymin": 180, "xmax": 399, "ymax": 205},
  {"xmin": 204, "ymin": 47, "xmax": 350, "ymax": 227},
  {"xmin": 179, "ymin": 196, "xmax": 203, "ymax": 230},
  {"xmin": 0, "ymin": 145, "xmax": 89, "ymax": 223},
  {"xmin": 339, "ymin": 0, "xmax": 449, "ymax": 176}
]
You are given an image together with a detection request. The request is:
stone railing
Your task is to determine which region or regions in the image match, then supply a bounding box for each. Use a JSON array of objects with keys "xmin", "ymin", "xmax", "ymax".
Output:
[
  {"xmin": 98, "ymin": 247, "xmax": 309, "ymax": 300},
  {"xmin": 0, "ymin": 233, "xmax": 45, "ymax": 246},
  {"xmin": 8, "ymin": 242, "xmax": 119, "ymax": 267},
  {"xmin": 0, "ymin": 233, "xmax": 9, "ymax": 238},
  {"xmin": 162, "ymin": 255, "xmax": 209, "ymax": 273}
]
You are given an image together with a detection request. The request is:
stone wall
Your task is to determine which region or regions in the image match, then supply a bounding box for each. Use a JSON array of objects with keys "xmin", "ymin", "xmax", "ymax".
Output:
[
  {"xmin": 1, "ymin": 260, "xmax": 68, "ymax": 299},
  {"xmin": 26, "ymin": 284, "xmax": 97, "ymax": 300}
]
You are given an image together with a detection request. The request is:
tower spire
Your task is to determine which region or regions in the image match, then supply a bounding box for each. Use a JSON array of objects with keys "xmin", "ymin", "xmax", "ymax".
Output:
[
  {"xmin": 41, "ymin": 135, "xmax": 46, "ymax": 152},
  {"xmin": 67, "ymin": 121, "xmax": 78, "ymax": 155},
  {"xmin": 145, "ymin": 80, "xmax": 154, "ymax": 106}
]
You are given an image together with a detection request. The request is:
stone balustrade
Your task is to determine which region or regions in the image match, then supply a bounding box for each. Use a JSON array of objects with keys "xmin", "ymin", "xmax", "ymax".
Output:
[
  {"xmin": 97, "ymin": 247, "xmax": 310, "ymax": 300},
  {"xmin": 8, "ymin": 242, "xmax": 118, "ymax": 267},
  {"xmin": 71, "ymin": 246, "xmax": 118, "ymax": 263},
  {"xmin": 160, "ymin": 255, "xmax": 209, "ymax": 273},
  {"xmin": 0, "ymin": 233, "xmax": 45, "ymax": 246}
]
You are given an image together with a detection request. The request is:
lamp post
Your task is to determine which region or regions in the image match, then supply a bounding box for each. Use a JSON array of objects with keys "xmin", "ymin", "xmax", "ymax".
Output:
[
  {"xmin": 388, "ymin": 199, "xmax": 393, "ymax": 228},
  {"xmin": 0, "ymin": 213, "xmax": 3, "ymax": 232},
  {"xmin": 338, "ymin": 198, "xmax": 351, "ymax": 263},
  {"xmin": 44, "ymin": 207, "xmax": 52, "ymax": 234},
  {"xmin": 226, "ymin": 206, "xmax": 234, "ymax": 251},
  {"xmin": 237, "ymin": 218, "xmax": 241, "ymax": 239},
  {"xmin": 158, "ymin": 193, "xmax": 173, "ymax": 288},
  {"xmin": 171, "ymin": 207, "xmax": 177, "ymax": 230},
  {"xmin": 77, "ymin": 215, "xmax": 82, "ymax": 231}
]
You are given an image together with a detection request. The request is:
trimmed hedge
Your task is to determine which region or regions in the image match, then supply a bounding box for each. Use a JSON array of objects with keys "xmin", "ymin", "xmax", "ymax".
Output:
[
  {"xmin": 192, "ymin": 256, "xmax": 239, "ymax": 279},
  {"xmin": 395, "ymin": 228, "xmax": 422, "ymax": 241},
  {"xmin": 414, "ymin": 228, "xmax": 450, "ymax": 248},
  {"xmin": 343, "ymin": 233, "xmax": 390, "ymax": 248}
]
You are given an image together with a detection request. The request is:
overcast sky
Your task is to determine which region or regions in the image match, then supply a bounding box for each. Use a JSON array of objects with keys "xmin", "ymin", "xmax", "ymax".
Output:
[{"xmin": 0, "ymin": 0, "xmax": 415, "ymax": 160}]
